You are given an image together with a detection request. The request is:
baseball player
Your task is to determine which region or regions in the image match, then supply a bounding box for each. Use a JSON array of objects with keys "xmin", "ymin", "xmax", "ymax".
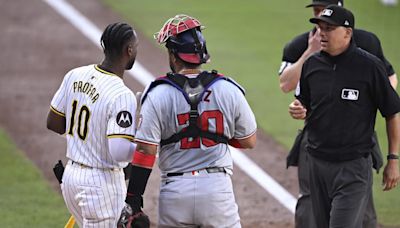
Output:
[
  {"xmin": 279, "ymin": 1, "xmax": 398, "ymax": 227},
  {"xmin": 117, "ymin": 14, "xmax": 257, "ymax": 228},
  {"xmin": 46, "ymin": 22, "xmax": 139, "ymax": 227}
]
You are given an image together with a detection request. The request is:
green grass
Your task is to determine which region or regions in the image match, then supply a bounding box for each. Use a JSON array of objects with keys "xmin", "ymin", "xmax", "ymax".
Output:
[
  {"xmin": 0, "ymin": 129, "xmax": 70, "ymax": 227},
  {"xmin": 101, "ymin": 0, "xmax": 400, "ymax": 225}
]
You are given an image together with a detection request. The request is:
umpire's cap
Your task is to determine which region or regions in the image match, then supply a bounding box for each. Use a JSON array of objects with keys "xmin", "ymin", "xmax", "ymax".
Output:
[
  {"xmin": 154, "ymin": 14, "xmax": 210, "ymax": 64},
  {"xmin": 306, "ymin": 0, "xmax": 344, "ymax": 7},
  {"xmin": 310, "ymin": 5, "xmax": 354, "ymax": 28}
]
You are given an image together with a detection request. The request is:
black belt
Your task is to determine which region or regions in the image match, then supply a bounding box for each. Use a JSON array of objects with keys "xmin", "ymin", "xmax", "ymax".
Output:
[{"xmin": 166, "ymin": 167, "xmax": 226, "ymax": 177}]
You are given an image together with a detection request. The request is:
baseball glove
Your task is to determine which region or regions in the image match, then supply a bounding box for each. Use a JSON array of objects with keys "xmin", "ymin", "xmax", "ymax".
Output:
[{"xmin": 117, "ymin": 203, "xmax": 150, "ymax": 228}]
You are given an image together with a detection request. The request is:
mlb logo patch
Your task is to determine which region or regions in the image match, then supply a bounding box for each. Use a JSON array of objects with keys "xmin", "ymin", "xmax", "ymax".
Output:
[
  {"xmin": 341, "ymin": 89, "xmax": 359, "ymax": 101},
  {"xmin": 322, "ymin": 9, "xmax": 333, "ymax": 17}
]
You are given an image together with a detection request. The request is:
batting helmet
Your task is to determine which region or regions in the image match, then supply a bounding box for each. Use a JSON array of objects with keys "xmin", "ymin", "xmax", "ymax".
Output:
[{"xmin": 154, "ymin": 14, "xmax": 210, "ymax": 64}]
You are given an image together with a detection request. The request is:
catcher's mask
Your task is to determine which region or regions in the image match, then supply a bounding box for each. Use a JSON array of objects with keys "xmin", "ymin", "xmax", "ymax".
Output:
[{"xmin": 154, "ymin": 14, "xmax": 210, "ymax": 64}]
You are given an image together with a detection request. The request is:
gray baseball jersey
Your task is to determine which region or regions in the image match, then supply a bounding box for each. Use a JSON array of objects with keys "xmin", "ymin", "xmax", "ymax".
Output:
[
  {"xmin": 136, "ymin": 74, "xmax": 256, "ymax": 174},
  {"xmin": 136, "ymin": 73, "xmax": 257, "ymax": 227},
  {"xmin": 50, "ymin": 64, "xmax": 136, "ymax": 227}
]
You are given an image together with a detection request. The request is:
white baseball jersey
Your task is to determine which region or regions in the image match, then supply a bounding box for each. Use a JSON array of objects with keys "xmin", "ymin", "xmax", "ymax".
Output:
[
  {"xmin": 50, "ymin": 64, "xmax": 136, "ymax": 227},
  {"xmin": 50, "ymin": 64, "xmax": 137, "ymax": 169}
]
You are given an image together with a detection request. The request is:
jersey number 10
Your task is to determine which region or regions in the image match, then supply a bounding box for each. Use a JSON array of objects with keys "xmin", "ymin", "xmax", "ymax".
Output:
[{"xmin": 68, "ymin": 100, "xmax": 91, "ymax": 140}]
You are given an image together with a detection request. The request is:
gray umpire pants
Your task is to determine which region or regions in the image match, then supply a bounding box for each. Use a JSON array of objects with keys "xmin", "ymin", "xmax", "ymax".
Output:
[
  {"xmin": 308, "ymin": 154, "xmax": 372, "ymax": 228},
  {"xmin": 295, "ymin": 131, "xmax": 378, "ymax": 228},
  {"xmin": 295, "ymin": 131, "xmax": 317, "ymax": 228}
]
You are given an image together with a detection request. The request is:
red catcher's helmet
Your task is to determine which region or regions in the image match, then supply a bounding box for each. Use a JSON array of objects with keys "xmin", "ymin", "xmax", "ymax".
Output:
[{"xmin": 154, "ymin": 14, "xmax": 210, "ymax": 64}]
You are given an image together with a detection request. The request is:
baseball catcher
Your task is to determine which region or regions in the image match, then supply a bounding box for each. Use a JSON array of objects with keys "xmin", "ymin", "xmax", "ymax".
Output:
[{"xmin": 117, "ymin": 14, "xmax": 257, "ymax": 227}]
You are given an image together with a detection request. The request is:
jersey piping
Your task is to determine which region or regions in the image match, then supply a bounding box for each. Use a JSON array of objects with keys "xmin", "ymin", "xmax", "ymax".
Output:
[
  {"xmin": 134, "ymin": 138, "xmax": 159, "ymax": 146},
  {"xmin": 107, "ymin": 134, "xmax": 135, "ymax": 141},
  {"xmin": 94, "ymin": 65, "xmax": 118, "ymax": 77},
  {"xmin": 50, "ymin": 105, "xmax": 65, "ymax": 117}
]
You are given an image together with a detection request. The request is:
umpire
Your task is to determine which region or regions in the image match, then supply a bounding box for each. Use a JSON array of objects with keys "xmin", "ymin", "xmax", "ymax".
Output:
[
  {"xmin": 294, "ymin": 5, "xmax": 400, "ymax": 228},
  {"xmin": 281, "ymin": 1, "xmax": 398, "ymax": 227}
]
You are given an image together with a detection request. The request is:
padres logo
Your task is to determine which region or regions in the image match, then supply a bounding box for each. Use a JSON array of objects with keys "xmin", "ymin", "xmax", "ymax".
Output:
[{"xmin": 116, "ymin": 111, "xmax": 133, "ymax": 128}]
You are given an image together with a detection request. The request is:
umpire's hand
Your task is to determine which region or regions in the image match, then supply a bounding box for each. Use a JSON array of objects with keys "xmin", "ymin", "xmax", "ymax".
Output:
[
  {"xmin": 289, "ymin": 99, "xmax": 307, "ymax": 120},
  {"xmin": 382, "ymin": 159, "xmax": 400, "ymax": 191}
]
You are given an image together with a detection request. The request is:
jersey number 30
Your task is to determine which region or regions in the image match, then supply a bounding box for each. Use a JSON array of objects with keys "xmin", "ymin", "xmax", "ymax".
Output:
[
  {"xmin": 177, "ymin": 110, "xmax": 224, "ymax": 149},
  {"xmin": 68, "ymin": 100, "xmax": 91, "ymax": 140}
]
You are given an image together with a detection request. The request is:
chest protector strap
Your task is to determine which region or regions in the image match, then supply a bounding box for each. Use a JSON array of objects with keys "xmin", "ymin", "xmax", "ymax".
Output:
[{"xmin": 141, "ymin": 70, "xmax": 244, "ymax": 147}]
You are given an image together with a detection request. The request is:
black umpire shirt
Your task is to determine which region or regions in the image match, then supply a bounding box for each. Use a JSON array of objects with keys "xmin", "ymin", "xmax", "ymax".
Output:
[
  {"xmin": 279, "ymin": 29, "xmax": 395, "ymax": 77},
  {"xmin": 295, "ymin": 40, "xmax": 400, "ymax": 162}
]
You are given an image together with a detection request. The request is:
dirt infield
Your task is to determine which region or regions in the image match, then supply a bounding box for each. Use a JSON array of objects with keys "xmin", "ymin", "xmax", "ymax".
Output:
[{"xmin": 0, "ymin": 0, "xmax": 298, "ymax": 227}]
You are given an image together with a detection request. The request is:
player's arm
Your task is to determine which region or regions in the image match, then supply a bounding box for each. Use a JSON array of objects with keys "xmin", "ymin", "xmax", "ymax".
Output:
[
  {"xmin": 279, "ymin": 31, "xmax": 320, "ymax": 93},
  {"xmin": 383, "ymin": 113, "xmax": 400, "ymax": 191},
  {"xmin": 118, "ymin": 142, "xmax": 156, "ymax": 227},
  {"xmin": 118, "ymin": 143, "xmax": 154, "ymax": 228},
  {"xmin": 229, "ymin": 133, "xmax": 256, "ymax": 149},
  {"xmin": 126, "ymin": 143, "xmax": 156, "ymax": 208},
  {"xmin": 229, "ymin": 84, "xmax": 257, "ymax": 149},
  {"xmin": 118, "ymin": 94, "xmax": 158, "ymax": 227},
  {"xmin": 126, "ymin": 142, "xmax": 157, "ymax": 206},
  {"xmin": 107, "ymin": 91, "xmax": 138, "ymax": 163},
  {"xmin": 108, "ymin": 138, "xmax": 136, "ymax": 162},
  {"xmin": 46, "ymin": 107, "xmax": 66, "ymax": 135},
  {"xmin": 47, "ymin": 71, "xmax": 72, "ymax": 135},
  {"xmin": 389, "ymin": 73, "xmax": 398, "ymax": 89}
]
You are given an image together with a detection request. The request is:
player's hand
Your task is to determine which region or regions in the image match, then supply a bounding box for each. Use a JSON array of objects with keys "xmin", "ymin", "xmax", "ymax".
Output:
[
  {"xmin": 117, "ymin": 203, "xmax": 150, "ymax": 228},
  {"xmin": 289, "ymin": 99, "xmax": 307, "ymax": 120},
  {"xmin": 307, "ymin": 30, "xmax": 321, "ymax": 54},
  {"xmin": 382, "ymin": 159, "xmax": 400, "ymax": 191}
]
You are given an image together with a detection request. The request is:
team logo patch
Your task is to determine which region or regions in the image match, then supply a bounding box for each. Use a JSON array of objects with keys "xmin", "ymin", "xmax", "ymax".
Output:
[
  {"xmin": 341, "ymin": 89, "xmax": 359, "ymax": 101},
  {"xmin": 116, "ymin": 111, "xmax": 133, "ymax": 128}
]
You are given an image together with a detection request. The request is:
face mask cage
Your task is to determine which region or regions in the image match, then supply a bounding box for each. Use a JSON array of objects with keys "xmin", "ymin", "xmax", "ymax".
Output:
[{"xmin": 154, "ymin": 14, "xmax": 204, "ymax": 44}]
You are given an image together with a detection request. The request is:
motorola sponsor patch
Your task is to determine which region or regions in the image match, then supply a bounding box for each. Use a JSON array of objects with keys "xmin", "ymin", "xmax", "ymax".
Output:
[{"xmin": 116, "ymin": 111, "xmax": 133, "ymax": 128}]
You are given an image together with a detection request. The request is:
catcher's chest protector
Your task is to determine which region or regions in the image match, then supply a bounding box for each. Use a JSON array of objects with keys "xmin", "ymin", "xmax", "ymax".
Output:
[{"xmin": 141, "ymin": 70, "xmax": 244, "ymax": 146}]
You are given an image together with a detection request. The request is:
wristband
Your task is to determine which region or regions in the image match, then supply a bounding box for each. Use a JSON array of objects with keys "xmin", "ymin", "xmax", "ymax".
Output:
[
  {"xmin": 132, "ymin": 150, "xmax": 156, "ymax": 168},
  {"xmin": 387, "ymin": 154, "xmax": 399, "ymax": 160}
]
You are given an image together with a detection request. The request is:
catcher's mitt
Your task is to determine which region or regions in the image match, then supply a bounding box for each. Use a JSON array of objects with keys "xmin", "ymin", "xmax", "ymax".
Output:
[{"xmin": 117, "ymin": 203, "xmax": 150, "ymax": 228}]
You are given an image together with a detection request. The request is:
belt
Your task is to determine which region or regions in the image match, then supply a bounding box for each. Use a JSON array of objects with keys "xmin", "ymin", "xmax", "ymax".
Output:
[
  {"xmin": 70, "ymin": 160, "xmax": 121, "ymax": 171},
  {"xmin": 166, "ymin": 167, "xmax": 226, "ymax": 177}
]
